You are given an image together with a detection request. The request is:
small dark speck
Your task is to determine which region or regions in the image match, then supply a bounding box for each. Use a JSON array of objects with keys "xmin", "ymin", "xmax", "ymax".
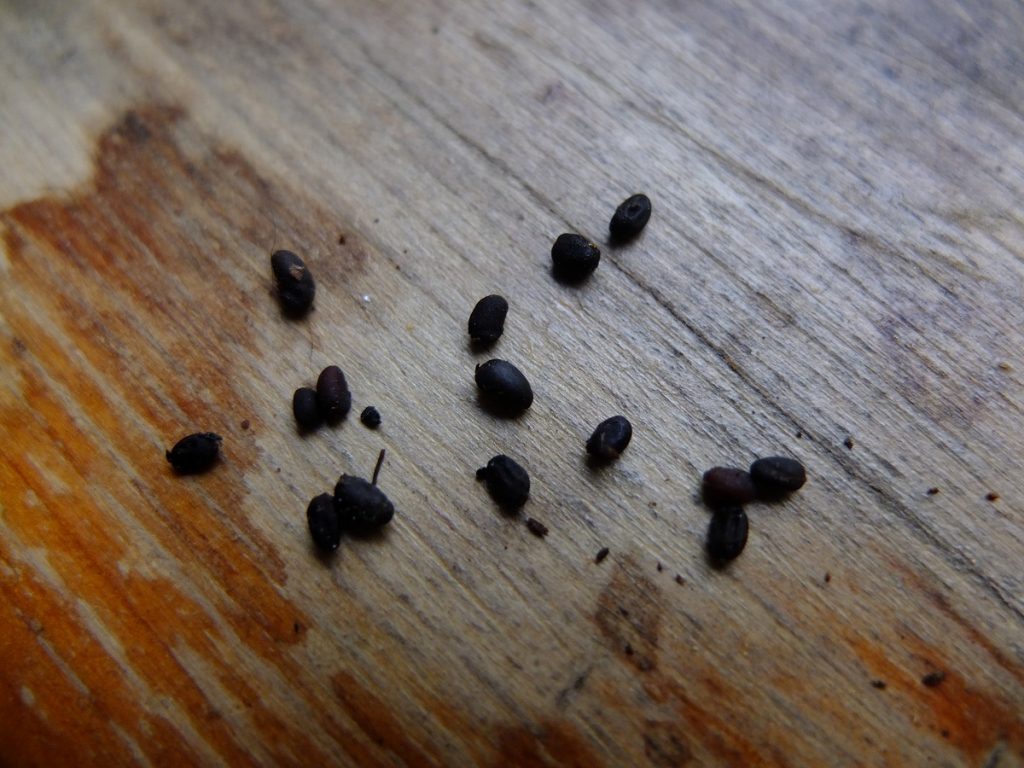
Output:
[
  {"xmin": 922, "ymin": 671, "xmax": 946, "ymax": 688},
  {"xmin": 624, "ymin": 643, "xmax": 634, "ymax": 656},
  {"xmin": 432, "ymin": 25, "xmax": 440, "ymax": 34},
  {"xmin": 926, "ymin": 487, "xmax": 940, "ymax": 496},
  {"xmin": 656, "ymin": 562, "xmax": 663, "ymax": 572},
  {"xmin": 844, "ymin": 436, "xmax": 855, "ymax": 449},
  {"xmin": 373, "ymin": 218, "xmax": 380, "ymax": 224},
  {"xmin": 649, "ymin": 501, "xmax": 657, "ymax": 507},
  {"xmin": 824, "ymin": 572, "xmax": 831, "ymax": 583},
  {"xmin": 674, "ymin": 574, "xmax": 685, "ymax": 586},
  {"xmin": 871, "ymin": 680, "xmax": 887, "ymax": 690},
  {"xmin": 796, "ymin": 430, "xmax": 803, "ymax": 438},
  {"xmin": 986, "ymin": 492, "xmax": 1000, "ymax": 502},
  {"xmin": 595, "ymin": 547, "xmax": 609, "ymax": 564},
  {"xmin": 618, "ymin": 607, "xmax": 629, "ymax": 618},
  {"xmin": 293, "ymin": 621, "xmax": 303, "ymax": 634},
  {"xmin": 526, "ymin": 518, "xmax": 548, "ymax": 538},
  {"xmin": 338, "ymin": 234, "xmax": 347, "ymax": 245},
  {"xmin": 940, "ymin": 729, "xmax": 949, "ymax": 739},
  {"xmin": 240, "ymin": 419, "xmax": 250, "ymax": 430},
  {"xmin": 12, "ymin": 338, "xmax": 27, "ymax": 355}
]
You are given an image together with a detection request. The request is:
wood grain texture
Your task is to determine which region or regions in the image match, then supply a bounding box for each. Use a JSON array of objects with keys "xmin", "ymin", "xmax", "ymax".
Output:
[{"xmin": 1, "ymin": 0, "xmax": 1022, "ymax": 765}]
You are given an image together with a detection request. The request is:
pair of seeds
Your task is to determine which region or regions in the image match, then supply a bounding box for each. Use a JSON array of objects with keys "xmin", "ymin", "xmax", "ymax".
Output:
[
  {"xmin": 550, "ymin": 193, "xmax": 652, "ymax": 283},
  {"xmin": 293, "ymin": 365, "xmax": 352, "ymax": 431},
  {"xmin": 701, "ymin": 457, "xmax": 807, "ymax": 564},
  {"xmin": 307, "ymin": 449, "xmax": 395, "ymax": 552}
]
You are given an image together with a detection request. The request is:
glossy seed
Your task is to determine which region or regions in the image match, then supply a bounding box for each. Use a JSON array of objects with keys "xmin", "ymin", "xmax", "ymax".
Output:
[
  {"xmin": 307, "ymin": 493, "xmax": 341, "ymax": 552},
  {"xmin": 707, "ymin": 506, "xmax": 748, "ymax": 563},
  {"xmin": 468, "ymin": 295, "xmax": 509, "ymax": 344},
  {"xmin": 609, "ymin": 194, "xmax": 652, "ymax": 243},
  {"xmin": 270, "ymin": 250, "xmax": 315, "ymax": 317},
  {"xmin": 586, "ymin": 416, "xmax": 633, "ymax": 461},
  {"xmin": 701, "ymin": 467, "xmax": 756, "ymax": 508},
  {"xmin": 334, "ymin": 450, "xmax": 394, "ymax": 534},
  {"xmin": 476, "ymin": 455, "xmax": 530, "ymax": 510},
  {"xmin": 360, "ymin": 406, "xmax": 381, "ymax": 429},
  {"xmin": 749, "ymin": 456, "xmax": 807, "ymax": 499},
  {"xmin": 475, "ymin": 359, "xmax": 533, "ymax": 415},
  {"xmin": 293, "ymin": 387, "xmax": 322, "ymax": 431},
  {"xmin": 316, "ymin": 365, "xmax": 352, "ymax": 424},
  {"xmin": 165, "ymin": 432, "xmax": 222, "ymax": 474},
  {"xmin": 551, "ymin": 233, "xmax": 600, "ymax": 283}
]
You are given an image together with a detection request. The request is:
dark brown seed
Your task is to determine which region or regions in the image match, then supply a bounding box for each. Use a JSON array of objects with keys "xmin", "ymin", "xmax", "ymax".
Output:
[
  {"xmin": 986, "ymin": 492, "xmax": 1000, "ymax": 502},
  {"xmin": 307, "ymin": 493, "xmax": 341, "ymax": 552},
  {"xmin": 468, "ymin": 295, "xmax": 509, "ymax": 344},
  {"xmin": 675, "ymin": 574, "xmax": 685, "ymax": 585},
  {"xmin": 476, "ymin": 454, "xmax": 530, "ymax": 510},
  {"xmin": 926, "ymin": 487, "xmax": 940, "ymax": 496},
  {"xmin": 166, "ymin": 433, "xmax": 222, "ymax": 474},
  {"xmin": 701, "ymin": 467, "xmax": 757, "ymax": 508},
  {"xmin": 843, "ymin": 436, "xmax": 855, "ymax": 449},
  {"xmin": 270, "ymin": 250, "xmax": 315, "ymax": 317},
  {"xmin": 316, "ymin": 365, "xmax": 352, "ymax": 424},
  {"xmin": 334, "ymin": 451, "xmax": 394, "ymax": 534},
  {"xmin": 586, "ymin": 416, "xmax": 633, "ymax": 462},
  {"xmin": 551, "ymin": 233, "xmax": 600, "ymax": 283},
  {"xmin": 609, "ymin": 193, "xmax": 652, "ymax": 243},
  {"xmin": 475, "ymin": 359, "xmax": 533, "ymax": 415},
  {"xmin": 706, "ymin": 506, "xmax": 748, "ymax": 563},
  {"xmin": 526, "ymin": 518, "xmax": 549, "ymax": 538},
  {"xmin": 595, "ymin": 547, "xmax": 610, "ymax": 564},
  {"xmin": 871, "ymin": 680, "xmax": 887, "ymax": 690},
  {"xmin": 921, "ymin": 671, "xmax": 946, "ymax": 688},
  {"xmin": 749, "ymin": 456, "xmax": 806, "ymax": 499},
  {"xmin": 360, "ymin": 406, "xmax": 381, "ymax": 429},
  {"xmin": 293, "ymin": 387, "xmax": 322, "ymax": 431}
]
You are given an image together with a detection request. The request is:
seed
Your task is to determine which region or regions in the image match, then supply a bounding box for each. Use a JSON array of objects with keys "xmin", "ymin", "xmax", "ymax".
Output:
[
  {"xmin": 526, "ymin": 518, "xmax": 549, "ymax": 538},
  {"xmin": 360, "ymin": 406, "xmax": 381, "ymax": 429},
  {"xmin": 749, "ymin": 456, "xmax": 806, "ymax": 499},
  {"xmin": 316, "ymin": 365, "xmax": 352, "ymax": 424},
  {"xmin": 476, "ymin": 454, "xmax": 530, "ymax": 510},
  {"xmin": 468, "ymin": 294, "xmax": 509, "ymax": 344},
  {"xmin": 921, "ymin": 671, "xmax": 946, "ymax": 688},
  {"xmin": 586, "ymin": 416, "xmax": 633, "ymax": 462},
  {"xmin": 871, "ymin": 680, "xmax": 887, "ymax": 690},
  {"xmin": 334, "ymin": 450, "xmax": 394, "ymax": 534},
  {"xmin": 293, "ymin": 387, "xmax": 322, "ymax": 431},
  {"xmin": 595, "ymin": 547, "xmax": 610, "ymax": 564},
  {"xmin": 270, "ymin": 250, "xmax": 315, "ymax": 317},
  {"xmin": 475, "ymin": 359, "xmax": 533, "ymax": 415},
  {"xmin": 706, "ymin": 506, "xmax": 748, "ymax": 563},
  {"xmin": 551, "ymin": 233, "xmax": 600, "ymax": 283},
  {"xmin": 165, "ymin": 432, "xmax": 222, "ymax": 474},
  {"xmin": 307, "ymin": 493, "xmax": 341, "ymax": 552},
  {"xmin": 701, "ymin": 467, "xmax": 756, "ymax": 508},
  {"xmin": 609, "ymin": 193, "xmax": 652, "ymax": 243}
]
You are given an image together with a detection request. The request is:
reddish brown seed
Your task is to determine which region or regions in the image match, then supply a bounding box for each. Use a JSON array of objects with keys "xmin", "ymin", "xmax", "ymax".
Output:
[
  {"xmin": 702, "ymin": 467, "xmax": 756, "ymax": 508},
  {"xmin": 316, "ymin": 365, "xmax": 352, "ymax": 424}
]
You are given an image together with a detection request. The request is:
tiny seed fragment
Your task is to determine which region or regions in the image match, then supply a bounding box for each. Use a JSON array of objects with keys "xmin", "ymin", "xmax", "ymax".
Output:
[
  {"xmin": 595, "ymin": 547, "xmax": 610, "ymax": 564},
  {"xmin": 316, "ymin": 365, "xmax": 352, "ymax": 424},
  {"xmin": 293, "ymin": 387, "xmax": 322, "ymax": 431},
  {"xmin": 551, "ymin": 233, "xmax": 600, "ymax": 283},
  {"xmin": 270, "ymin": 250, "xmax": 315, "ymax": 317},
  {"xmin": 706, "ymin": 506, "xmax": 748, "ymax": 564},
  {"xmin": 749, "ymin": 456, "xmax": 806, "ymax": 499},
  {"xmin": 701, "ymin": 467, "xmax": 756, "ymax": 508},
  {"xmin": 468, "ymin": 294, "xmax": 509, "ymax": 344},
  {"xmin": 609, "ymin": 193, "xmax": 652, "ymax": 243},
  {"xmin": 526, "ymin": 518, "xmax": 549, "ymax": 538},
  {"xmin": 476, "ymin": 454, "xmax": 530, "ymax": 510},
  {"xmin": 921, "ymin": 671, "xmax": 946, "ymax": 688},
  {"xmin": 475, "ymin": 359, "xmax": 533, "ymax": 416},
  {"xmin": 586, "ymin": 416, "xmax": 633, "ymax": 462},
  {"xmin": 166, "ymin": 432, "xmax": 222, "ymax": 474},
  {"xmin": 360, "ymin": 406, "xmax": 381, "ymax": 429},
  {"xmin": 307, "ymin": 493, "xmax": 341, "ymax": 552}
]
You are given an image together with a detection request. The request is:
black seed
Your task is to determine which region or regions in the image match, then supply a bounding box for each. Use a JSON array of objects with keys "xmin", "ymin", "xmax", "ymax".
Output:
[
  {"xmin": 749, "ymin": 456, "xmax": 807, "ymax": 499},
  {"xmin": 468, "ymin": 294, "xmax": 508, "ymax": 344},
  {"xmin": 551, "ymin": 233, "xmax": 600, "ymax": 283},
  {"xmin": 609, "ymin": 193, "xmax": 652, "ymax": 243},
  {"xmin": 706, "ymin": 506, "xmax": 748, "ymax": 563},
  {"xmin": 165, "ymin": 432, "xmax": 221, "ymax": 474},
  {"xmin": 307, "ymin": 493, "xmax": 341, "ymax": 552},
  {"xmin": 595, "ymin": 547, "xmax": 610, "ymax": 564},
  {"xmin": 334, "ymin": 474, "xmax": 394, "ymax": 534},
  {"xmin": 270, "ymin": 250, "xmax": 315, "ymax": 317},
  {"xmin": 475, "ymin": 359, "xmax": 533, "ymax": 416},
  {"xmin": 701, "ymin": 467, "xmax": 756, "ymax": 508},
  {"xmin": 293, "ymin": 387, "xmax": 322, "ymax": 431},
  {"xmin": 921, "ymin": 671, "xmax": 946, "ymax": 688},
  {"xmin": 526, "ymin": 518, "xmax": 549, "ymax": 538},
  {"xmin": 586, "ymin": 416, "xmax": 633, "ymax": 462},
  {"xmin": 316, "ymin": 365, "xmax": 352, "ymax": 424},
  {"xmin": 476, "ymin": 454, "xmax": 530, "ymax": 510},
  {"xmin": 360, "ymin": 406, "xmax": 381, "ymax": 429}
]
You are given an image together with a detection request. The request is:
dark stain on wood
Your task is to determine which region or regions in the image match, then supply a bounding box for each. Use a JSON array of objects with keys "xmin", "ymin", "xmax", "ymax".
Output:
[
  {"xmin": 595, "ymin": 554, "xmax": 662, "ymax": 672},
  {"xmin": 494, "ymin": 719, "xmax": 602, "ymax": 768},
  {"xmin": 644, "ymin": 720, "xmax": 694, "ymax": 766}
]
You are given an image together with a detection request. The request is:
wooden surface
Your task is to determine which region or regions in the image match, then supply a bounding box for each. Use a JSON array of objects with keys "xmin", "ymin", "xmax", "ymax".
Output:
[{"xmin": 1, "ymin": 0, "xmax": 1023, "ymax": 765}]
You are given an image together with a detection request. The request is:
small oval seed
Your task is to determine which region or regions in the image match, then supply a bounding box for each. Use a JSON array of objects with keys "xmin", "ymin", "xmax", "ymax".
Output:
[
  {"xmin": 270, "ymin": 250, "xmax": 315, "ymax": 317},
  {"xmin": 307, "ymin": 493, "xmax": 341, "ymax": 552},
  {"xmin": 360, "ymin": 406, "xmax": 381, "ymax": 429},
  {"xmin": 475, "ymin": 359, "xmax": 533, "ymax": 415},
  {"xmin": 701, "ymin": 467, "xmax": 756, "ymax": 508},
  {"xmin": 586, "ymin": 416, "xmax": 633, "ymax": 462},
  {"xmin": 166, "ymin": 432, "xmax": 222, "ymax": 474},
  {"xmin": 749, "ymin": 456, "xmax": 806, "ymax": 499},
  {"xmin": 334, "ymin": 476, "xmax": 395, "ymax": 534},
  {"xmin": 551, "ymin": 233, "xmax": 600, "ymax": 283},
  {"xmin": 476, "ymin": 455, "xmax": 530, "ymax": 510},
  {"xmin": 293, "ymin": 387, "xmax": 322, "ymax": 431},
  {"xmin": 316, "ymin": 365, "xmax": 352, "ymax": 424},
  {"xmin": 609, "ymin": 194, "xmax": 652, "ymax": 243},
  {"xmin": 707, "ymin": 506, "xmax": 748, "ymax": 563},
  {"xmin": 468, "ymin": 295, "xmax": 509, "ymax": 344}
]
